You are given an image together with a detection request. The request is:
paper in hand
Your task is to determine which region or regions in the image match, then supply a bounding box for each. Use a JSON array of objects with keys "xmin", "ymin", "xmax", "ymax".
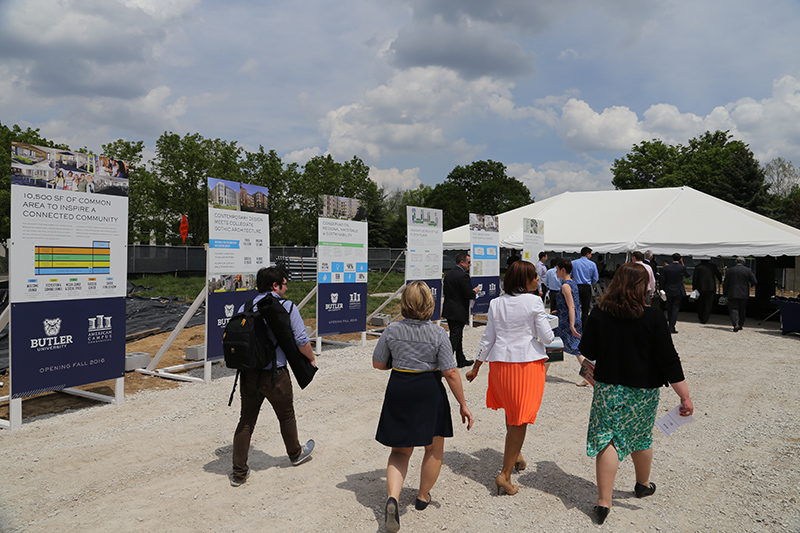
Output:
[{"xmin": 656, "ymin": 405, "xmax": 695, "ymax": 436}]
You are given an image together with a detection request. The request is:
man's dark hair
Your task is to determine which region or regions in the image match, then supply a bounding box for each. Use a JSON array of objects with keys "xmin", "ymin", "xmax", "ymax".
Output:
[
  {"xmin": 550, "ymin": 256, "xmax": 561, "ymax": 269},
  {"xmin": 581, "ymin": 246, "xmax": 592, "ymax": 256},
  {"xmin": 455, "ymin": 251, "xmax": 470, "ymax": 264},
  {"xmin": 672, "ymin": 253, "xmax": 682, "ymax": 262},
  {"xmin": 257, "ymin": 267, "xmax": 288, "ymax": 293},
  {"xmin": 632, "ymin": 251, "xmax": 643, "ymax": 261},
  {"xmin": 538, "ymin": 251, "xmax": 547, "ymax": 260}
]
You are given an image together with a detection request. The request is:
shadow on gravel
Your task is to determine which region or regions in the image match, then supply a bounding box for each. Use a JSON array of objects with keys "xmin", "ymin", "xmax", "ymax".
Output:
[
  {"xmin": 205, "ymin": 444, "xmax": 282, "ymax": 479},
  {"xmin": 443, "ymin": 447, "xmax": 505, "ymax": 494},
  {"xmin": 336, "ymin": 467, "xmax": 392, "ymax": 530},
  {"xmin": 523, "ymin": 460, "xmax": 644, "ymax": 517}
]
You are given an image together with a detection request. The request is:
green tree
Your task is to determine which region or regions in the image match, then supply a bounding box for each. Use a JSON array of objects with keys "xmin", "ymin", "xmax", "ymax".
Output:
[
  {"xmin": 382, "ymin": 184, "xmax": 434, "ymax": 248},
  {"xmin": 102, "ymin": 139, "xmax": 171, "ymax": 244},
  {"xmin": 287, "ymin": 155, "xmax": 383, "ymax": 245},
  {"xmin": 240, "ymin": 147, "xmax": 302, "ymax": 246},
  {"xmin": 426, "ymin": 160, "xmax": 532, "ymax": 230},
  {"xmin": 152, "ymin": 132, "xmax": 242, "ymax": 245},
  {"xmin": 764, "ymin": 157, "xmax": 800, "ymax": 198},
  {"xmin": 611, "ymin": 139, "xmax": 679, "ymax": 189},
  {"xmin": 612, "ymin": 130, "xmax": 770, "ymax": 214}
]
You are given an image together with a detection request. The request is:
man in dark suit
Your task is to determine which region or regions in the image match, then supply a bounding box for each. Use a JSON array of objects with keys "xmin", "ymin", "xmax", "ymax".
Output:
[
  {"xmin": 442, "ymin": 251, "xmax": 479, "ymax": 368},
  {"xmin": 661, "ymin": 253, "xmax": 689, "ymax": 333},
  {"xmin": 692, "ymin": 258, "xmax": 722, "ymax": 324},
  {"xmin": 723, "ymin": 257, "xmax": 757, "ymax": 332}
]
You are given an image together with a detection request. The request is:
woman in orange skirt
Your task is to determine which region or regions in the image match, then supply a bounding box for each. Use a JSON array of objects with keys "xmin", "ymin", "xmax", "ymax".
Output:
[{"xmin": 466, "ymin": 260, "xmax": 555, "ymax": 495}]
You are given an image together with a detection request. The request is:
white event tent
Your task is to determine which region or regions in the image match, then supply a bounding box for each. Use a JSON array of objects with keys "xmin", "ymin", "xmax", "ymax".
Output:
[{"xmin": 443, "ymin": 187, "xmax": 800, "ymax": 257}]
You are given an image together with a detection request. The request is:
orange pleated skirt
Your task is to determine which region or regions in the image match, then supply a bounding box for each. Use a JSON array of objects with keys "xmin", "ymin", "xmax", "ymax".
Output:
[{"xmin": 486, "ymin": 360, "xmax": 546, "ymax": 426}]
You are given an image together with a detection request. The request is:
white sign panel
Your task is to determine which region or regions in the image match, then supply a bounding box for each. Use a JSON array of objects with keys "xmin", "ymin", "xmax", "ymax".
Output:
[
  {"xmin": 405, "ymin": 206, "xmax": 443, "ymax": 281},
  {"xmin": 522, "ymin": 217, "xmax": 545, "ymax": 264},
  {"xmin": 10, "ymin": 187, "xmax": 128, "ymax": 302}
]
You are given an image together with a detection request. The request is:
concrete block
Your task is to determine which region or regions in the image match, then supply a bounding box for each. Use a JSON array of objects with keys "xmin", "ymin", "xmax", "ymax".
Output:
[
  {"xmin": 371, "ymin": 313, "xmax": 391, "ymax": 326},
  {"xmin": 184, "ymin": 344, "xmax": 205, "ymax": 361},
  {"xmin": 125, "ymin": 352, "xmax": 151, "ymax": 371}
]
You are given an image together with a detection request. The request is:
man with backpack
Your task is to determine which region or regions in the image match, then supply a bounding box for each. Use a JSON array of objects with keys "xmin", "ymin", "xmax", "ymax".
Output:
[{"xmin": 230, "ymin": 267, "xmax": 317, "ymax": 487}]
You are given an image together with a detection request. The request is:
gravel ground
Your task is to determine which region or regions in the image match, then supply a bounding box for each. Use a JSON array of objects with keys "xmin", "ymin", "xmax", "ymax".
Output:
[{"xmin": 0, "ymin": 311, "xmax": 798, "ymax": 532}]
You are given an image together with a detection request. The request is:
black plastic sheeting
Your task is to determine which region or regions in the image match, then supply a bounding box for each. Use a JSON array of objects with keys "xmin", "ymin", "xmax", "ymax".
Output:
[{"xmin": 0, "ymin": 291, "xmax": 205, "ymax": 373}]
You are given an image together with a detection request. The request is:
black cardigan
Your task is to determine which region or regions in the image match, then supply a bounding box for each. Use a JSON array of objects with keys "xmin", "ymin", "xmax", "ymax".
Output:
[{"xmin": 579, "ymin": 306, "xmax": 685, "ymax": 388}]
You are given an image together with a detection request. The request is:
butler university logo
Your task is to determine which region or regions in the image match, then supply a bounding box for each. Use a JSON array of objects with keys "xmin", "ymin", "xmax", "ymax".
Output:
[
  {"xmin": 44, "ymin": 318, "xmax": 61, "ymax": 336},
  {"xmin": 88, "ymin": 314, "xmax": 113, "ymax": 344},
  {"xmin": 325, "ymin": 292, "xmax": 343, "ymax": 311},
  {"xmin": 31, "ymin": 317, "xmax": 74, "ymax": 351},
  {"xmin": 218, "ymin": 303, "xmax": 236, "ymax": 327}
]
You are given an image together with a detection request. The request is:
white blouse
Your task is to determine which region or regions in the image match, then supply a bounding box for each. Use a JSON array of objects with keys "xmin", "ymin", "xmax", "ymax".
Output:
[{"xmin": 476, "ymin": 293, "xmax": 555, "ymax": 363}]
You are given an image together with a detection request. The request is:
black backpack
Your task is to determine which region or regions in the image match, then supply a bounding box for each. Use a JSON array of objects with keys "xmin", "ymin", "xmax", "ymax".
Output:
[{"xmin": 223, "ymin": 298, "xmax": 277, "ymax": 405}]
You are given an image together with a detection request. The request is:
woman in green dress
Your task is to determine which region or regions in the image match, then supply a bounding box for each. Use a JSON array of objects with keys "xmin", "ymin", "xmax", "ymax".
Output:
[{"xmin": 579, "ymin": 262, "xmax": 694, "ymax": 525}]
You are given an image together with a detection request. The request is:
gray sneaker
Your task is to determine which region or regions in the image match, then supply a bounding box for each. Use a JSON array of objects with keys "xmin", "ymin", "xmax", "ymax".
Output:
[
  {"xmin": 230, "ymin": 468, "xmax": 251, "ymax": 487},
  {"xmin": 291, "ymin": 439, "xmax": 315, "ymax": 466}
]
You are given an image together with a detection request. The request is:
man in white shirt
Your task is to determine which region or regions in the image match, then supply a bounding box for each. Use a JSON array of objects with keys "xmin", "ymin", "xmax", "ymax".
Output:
[
  {"xmin": 632, "ymin": 251, "xmax": 656, "ymax": 302},
  {"xmin": 535, "ymin": 252, "xmax": 548, "ymax": 300}
]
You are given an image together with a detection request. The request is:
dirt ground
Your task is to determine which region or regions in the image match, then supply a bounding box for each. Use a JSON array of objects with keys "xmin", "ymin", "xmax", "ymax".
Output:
[{"xmin": 0, "ymin": 310, "xmax": 798, "ymax": 533}]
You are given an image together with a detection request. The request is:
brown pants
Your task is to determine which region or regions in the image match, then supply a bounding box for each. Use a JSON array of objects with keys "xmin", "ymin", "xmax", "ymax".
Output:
[{"xmin": 232, "ymin": 367, "xmax": 301, "ymax": 479}]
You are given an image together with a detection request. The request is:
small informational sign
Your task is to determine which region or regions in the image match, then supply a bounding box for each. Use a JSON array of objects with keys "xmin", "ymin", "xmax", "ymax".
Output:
[
  {"xmin": 406, "ymin": 206, "xmax": 443, "ymax": 320},
  {"xmin": 9, "ymin": 142, "xmax": 129, "ymax": 398},
  {"xmin": 469, "ymin": 213, "xmax": 500, "ymax": 314},
  {"xmin": 522, "ymin": 217, "xmax": 544, "ymax": 264},
  {"xmin": 206, "ymin": 178, "xmax": 270, "ymax": 361},
  {"xmin": 317, "ymin": 195, "xmax": 368, "ymax": 336}
]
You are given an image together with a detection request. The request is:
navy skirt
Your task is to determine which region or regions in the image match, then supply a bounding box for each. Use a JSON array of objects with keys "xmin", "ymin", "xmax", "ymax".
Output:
[{"xmin": 376, "ymin": 370, "xmax": 454, "ymax": 448}]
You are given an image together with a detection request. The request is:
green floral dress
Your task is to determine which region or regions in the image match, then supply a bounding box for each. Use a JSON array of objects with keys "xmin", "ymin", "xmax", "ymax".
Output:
[{"xmin": 586, "ymin": 381, "xmax": 660, "ymax": 461}]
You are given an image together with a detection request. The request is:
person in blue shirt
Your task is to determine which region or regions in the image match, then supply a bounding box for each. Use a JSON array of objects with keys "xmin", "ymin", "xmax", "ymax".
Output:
[
  {"xmin": 572, "ymin": 247, "xmax": 599, "ymax": 324},
  {"xmin": 544, "ymin": 256, "xmax": 562, "ymax": 314},
  {"xmin": 230, "ymin": 267, "xmax": 317, "ymax": 487}
]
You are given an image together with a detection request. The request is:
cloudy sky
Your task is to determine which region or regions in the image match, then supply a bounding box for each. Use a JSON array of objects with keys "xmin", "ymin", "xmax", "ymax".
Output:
[{"xmin": 2, "ymin": 0, "xmax": 800, "ymax": 200}]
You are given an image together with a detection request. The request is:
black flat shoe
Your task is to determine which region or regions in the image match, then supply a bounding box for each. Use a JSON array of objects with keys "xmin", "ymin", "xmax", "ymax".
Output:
[
  {"xmin": 634, "ymin": 481, "xmax": 656, "ymax": 498},
  {"xmin": 385, "ymin": 497, "xmax": 400, "ymax": 532},
  {"xmin": 594, "ymin": 505, "xmax": 610, "ymax": 524},
  {"xmin": 414, "ymin": 493, "xmax": 431, "ymax": 510},
  {"xmin": 457, "ymin": 359, "xmax": 474, "ymax": 368}
]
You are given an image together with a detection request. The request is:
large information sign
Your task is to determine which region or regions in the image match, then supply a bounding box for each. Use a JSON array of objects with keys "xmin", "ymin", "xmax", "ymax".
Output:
[
  {"xmin": 469, "ymin": 213, "xmax": 500, "ymax": 315},
  {"xmin": 9, "ymin": 142, "xmax": 129, "ymax": 399},
  {"xmin": 206, "ymin": 178, "xmax": 270, "ymax": 361},
  {"xmin": 406, "ymin": 206, "xmax": 443, "ymax": 320},
  {"xmin": 317, "ymin": 195, "xmax": 368, "ymax": 336},
  {"xmin": 522, "ymin": 217, "xmax": 545, "ymax": 264}
]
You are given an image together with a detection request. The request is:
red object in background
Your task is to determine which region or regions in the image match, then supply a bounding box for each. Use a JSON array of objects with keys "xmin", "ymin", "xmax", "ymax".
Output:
[{"xmin": 180, "ymin": 213, "xmax": 188, "ymax": 243}]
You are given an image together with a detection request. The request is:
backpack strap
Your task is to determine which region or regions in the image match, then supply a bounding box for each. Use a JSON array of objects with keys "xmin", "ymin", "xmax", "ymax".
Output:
[{"xmin": 228, "ymin": 369, "xmax": 240, "ymax": 407}]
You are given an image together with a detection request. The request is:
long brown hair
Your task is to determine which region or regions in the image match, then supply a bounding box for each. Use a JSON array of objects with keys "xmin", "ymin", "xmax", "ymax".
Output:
[{"xmin": 598, "ymin": 262, "xmax": 649, "ymax": 319}]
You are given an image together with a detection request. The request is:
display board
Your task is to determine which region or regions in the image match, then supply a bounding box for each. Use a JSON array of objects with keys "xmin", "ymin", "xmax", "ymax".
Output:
[
  {"xmin": 469, "ymin": 213, "xmax": 500, "ymax": 315},
  {"xmin": 317, "ymin": 195, "xmax": 368, "ymax": 336},
  {"xmin": 9, "ymin": 142, "xmax": 129, "ymax": 399},
  {"xmin": 405, "ymin": 206, "xmax": 443, "ymax": 320},
  {"xmin": 522, "ymin": 217, "xmax": 545, "ymax": 264},
  {"xmin": 205, "ymin": 178, "xmax": 270, "ymax": 361}
]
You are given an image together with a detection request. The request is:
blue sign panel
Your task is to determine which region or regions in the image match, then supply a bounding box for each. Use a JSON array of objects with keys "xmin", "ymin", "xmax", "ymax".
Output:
[
  {"xmin": 471, "ymin": 275, "xmax": 500, "ymax": 315},
  {"xmin": 317, "ymin": 283, "xmax": 367, "ymax": 336},
  {"xmin": 408, "ymin": 279, "xmax": 443, "ymax": 321},
  {"xmin": 206, "ymin": 289, "xmax": 259, "ymax": 361},
  {"xmin": 10, "ymin": 297, "xmax": 126, "ymax": 399}
]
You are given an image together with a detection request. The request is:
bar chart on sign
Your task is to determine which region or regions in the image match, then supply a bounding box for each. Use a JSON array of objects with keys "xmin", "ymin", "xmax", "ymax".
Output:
[{"xmin": 34, "ymin": 241, "xmax": 111, "ymax": 275}]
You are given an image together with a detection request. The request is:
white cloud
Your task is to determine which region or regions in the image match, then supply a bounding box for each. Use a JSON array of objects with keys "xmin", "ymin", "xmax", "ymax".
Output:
[
  {"xmin": 509, "ymin": 159, "xmax": 613, "ymax": 200},
  {"xmin": 238, "ymin": 58, "xmax": 259, "ymax": 76},
  {"xmin": 284, "ymin": 147, "xmax": 322, "ymax": 165},
  {"xmin": 550, "ymin": 75, "xmax": 800, "ymax": 166},
  {"xmin": 369, "ymin": 166, "xmax": 422, "ymax": 190},
  {"xmin": 321, "ymin": 66, "xmax": 539, "ymax": 161}
]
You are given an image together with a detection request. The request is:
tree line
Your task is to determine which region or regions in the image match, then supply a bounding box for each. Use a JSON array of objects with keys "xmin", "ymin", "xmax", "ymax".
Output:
[
  {"xmin": 611, "ymin": 130, "xmax": 800, "ymax": 228},
  {"xmin": 3, "ymin": 122, "xmax": 799, "ymax": 252}
]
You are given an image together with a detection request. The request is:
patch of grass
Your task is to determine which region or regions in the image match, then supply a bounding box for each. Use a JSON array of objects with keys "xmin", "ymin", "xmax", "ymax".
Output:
[{"xmin": 129, "ymin": 275, "xmax": 206, "ymax": 301}]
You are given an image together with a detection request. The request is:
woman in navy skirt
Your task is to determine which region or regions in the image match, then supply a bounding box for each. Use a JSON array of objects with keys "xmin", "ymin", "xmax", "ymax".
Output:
[{"xmin": 373, "ymin": 281, "xmax": 474, "ymax": 533}]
